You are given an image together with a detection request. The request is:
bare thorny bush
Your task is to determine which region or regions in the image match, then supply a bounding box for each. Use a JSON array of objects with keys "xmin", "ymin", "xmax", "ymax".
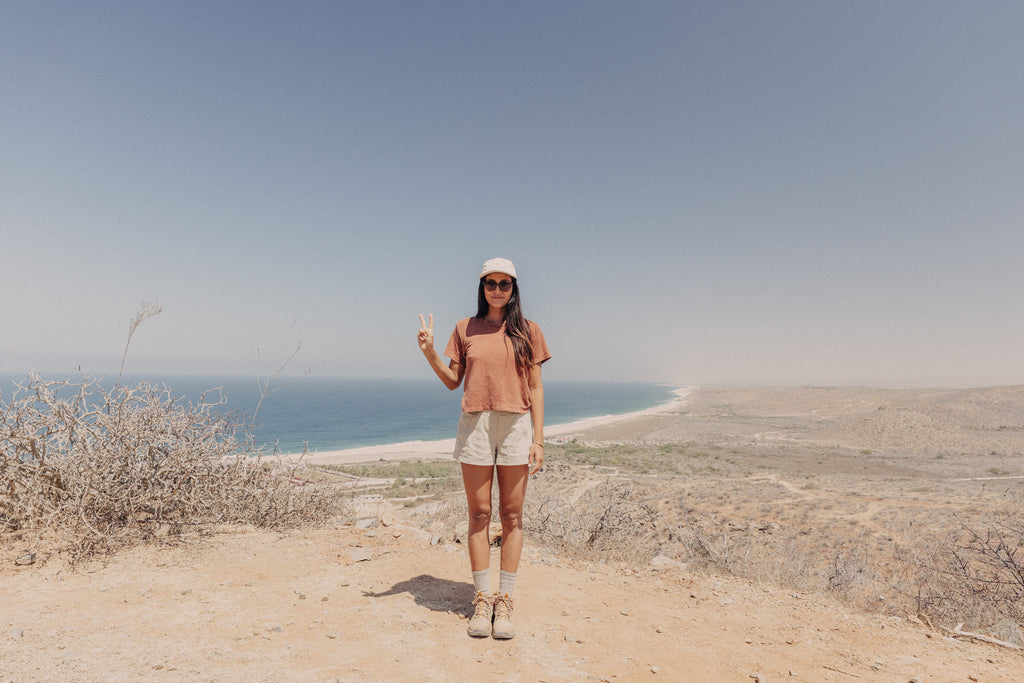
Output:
[
  {"xmin": 0, "ymin": 304, "xmax": 343, "ymax": 563},
  {"xmin": 664, "ymin": 507, "xmax": 879, "ymax": 600},
  {"xmin": 525, "ymin": 479, "xmax": 660, "ymax": 564},
  {"xmin": 414, "ymin": 474, "xmax": 660, "ymax": 565},
  {"xmin": 897, "ymin": 513, "xmax": 1024, "ymax": 628},
  {"xmin": 0, "ymin": 374, "xmax": 343, "ymax": 561},
  {"xmin": 665, "ymin": 506, "xmax": 1024, "ymax": 630}
]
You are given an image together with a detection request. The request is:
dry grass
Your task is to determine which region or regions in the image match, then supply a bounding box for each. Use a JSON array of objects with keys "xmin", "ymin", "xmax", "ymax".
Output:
[
  {"xmin": 898, "ymin": 513, "xmax": 1024, "ymax": 627},
  {"xmin": 1, "ymin": 373, "xmax": 345, "ymax": 562},
  {"xmin": 335, "ymin": 424, "xmax": 1024, "ymax": 637},
  {"xmin": 526, "ymin": 474, "xmax": 660, "ymax": 564}
]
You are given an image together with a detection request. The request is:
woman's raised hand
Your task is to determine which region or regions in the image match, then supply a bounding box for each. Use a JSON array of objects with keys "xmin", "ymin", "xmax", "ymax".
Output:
[
  {"xmin": 417, "ymin": 313, "xmax": 434, "ymax": 353},
  {"xmin": 418, "ymin": 314, "xmax": 459, "ymax": 389}
]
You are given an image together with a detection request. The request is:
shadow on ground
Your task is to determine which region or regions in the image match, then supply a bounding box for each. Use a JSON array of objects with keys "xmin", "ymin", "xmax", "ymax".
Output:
[{"xmin": 364, "ymin": 574, "xmax": 473, "ymax": 615}]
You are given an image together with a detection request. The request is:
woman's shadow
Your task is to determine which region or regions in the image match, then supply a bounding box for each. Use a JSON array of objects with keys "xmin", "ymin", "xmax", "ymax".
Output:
[{"xmin": 364, "ymin": 575, "xmax": 475, "ymax": 616}]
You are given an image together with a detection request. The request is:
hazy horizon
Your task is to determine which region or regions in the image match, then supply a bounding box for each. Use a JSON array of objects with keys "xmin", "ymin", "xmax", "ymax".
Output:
[{"xmin": 4, "ymin": 3, "xmax": 1023, "ymax": 387}]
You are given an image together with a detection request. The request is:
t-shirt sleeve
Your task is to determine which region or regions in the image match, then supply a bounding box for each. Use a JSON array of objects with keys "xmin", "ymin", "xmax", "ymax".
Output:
[
  {"xmin": 530, "ymin": 321, "xmax": 552, "ymax": 365},
  {"xmin": 444, "ymin": 323, "xmax": 464, "ymax": 364}
]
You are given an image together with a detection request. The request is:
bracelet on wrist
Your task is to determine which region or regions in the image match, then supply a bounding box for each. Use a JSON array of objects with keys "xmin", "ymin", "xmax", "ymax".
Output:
[{"xmin": 532, "ymin": 441, "xmax": 544, "ymax": 448}]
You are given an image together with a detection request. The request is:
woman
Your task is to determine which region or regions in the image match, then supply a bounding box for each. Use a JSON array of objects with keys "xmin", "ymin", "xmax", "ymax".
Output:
[{"xmin": 417, "ymin": 257, "xmax": 550, "ymax": 639}]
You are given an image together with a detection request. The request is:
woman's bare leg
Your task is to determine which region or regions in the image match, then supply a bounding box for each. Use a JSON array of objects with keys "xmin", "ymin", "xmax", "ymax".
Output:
[
  {"xmin": 461, "ymin": 463, "xmax": 495, "ymax": 572},
  {"xmin": 496, "ymin": 464, "xmax": 529, "ymax": 572}
]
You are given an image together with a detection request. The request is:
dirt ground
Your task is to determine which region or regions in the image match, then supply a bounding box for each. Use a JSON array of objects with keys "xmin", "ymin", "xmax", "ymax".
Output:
[{"xmin": 3, "ymin": 385, "xmax": 1024, "ymax": 681}]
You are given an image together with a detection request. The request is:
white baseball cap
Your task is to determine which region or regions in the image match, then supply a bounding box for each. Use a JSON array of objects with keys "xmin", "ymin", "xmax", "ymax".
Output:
[{"xmin": 480, "ymin": 257, "xmax": 517, "ymax": 279}]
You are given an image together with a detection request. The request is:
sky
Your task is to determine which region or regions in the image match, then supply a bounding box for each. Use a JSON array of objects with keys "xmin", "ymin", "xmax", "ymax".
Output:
[{"xmin": 2, "ymin": 1, "xmax": 1023, "ymax": 386}]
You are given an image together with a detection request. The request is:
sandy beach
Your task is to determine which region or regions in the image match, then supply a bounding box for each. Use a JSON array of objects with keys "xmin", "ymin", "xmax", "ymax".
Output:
[{"xmin": 4, "ymin": 385, "xmax": 1024, "ymax": 681}]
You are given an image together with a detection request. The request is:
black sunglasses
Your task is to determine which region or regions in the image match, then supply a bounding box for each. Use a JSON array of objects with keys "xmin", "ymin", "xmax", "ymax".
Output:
[{"xmin": 483, "ymin": 278, "xmax": 514, "ymax": 292}]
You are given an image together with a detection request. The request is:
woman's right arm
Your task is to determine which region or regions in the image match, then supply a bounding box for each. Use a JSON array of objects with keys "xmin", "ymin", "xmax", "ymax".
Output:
[{"xmin": 418, "ymin": 314, "xmax": 463, "ymax": 390}]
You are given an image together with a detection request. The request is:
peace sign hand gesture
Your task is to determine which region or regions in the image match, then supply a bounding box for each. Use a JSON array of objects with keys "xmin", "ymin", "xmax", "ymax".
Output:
[{"xmin": 417, "ymin": 313, "xmax": 434, "ymax": 353}]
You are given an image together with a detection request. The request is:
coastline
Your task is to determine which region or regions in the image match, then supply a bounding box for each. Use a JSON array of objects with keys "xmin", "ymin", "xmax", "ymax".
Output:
[{"xmin": 288, "ymin": 386, "xmax": 694, "ymax": 466}]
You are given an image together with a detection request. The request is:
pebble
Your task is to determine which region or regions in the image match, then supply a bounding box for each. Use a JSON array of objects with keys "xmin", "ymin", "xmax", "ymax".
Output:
[
  {"xmin": 650, "ymin": 666, "xmax": 660, "ymax": 674},
  {"xmin": 349, "ymin": 548, "xmax": 372, "ymax": 563},
  {"xmin": 655, "ymin": 626, "xmax": 663, "ymax": 633},
  {"xmin": 11, "ymin": 628, "xmax": 24, "ymax": 639},
  {"xmin": 15, "ymin": 553, "xmax": 35, "ymax": 566}
]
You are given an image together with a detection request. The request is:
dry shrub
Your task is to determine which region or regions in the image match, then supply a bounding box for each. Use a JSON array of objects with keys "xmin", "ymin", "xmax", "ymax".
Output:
[
  {"xmin": 1, "ymin": 373, "xmax": 344, "ymax": 561},
  {"xmin": 525, "ymin": 479, "xmax": 659, "ymax": 563},
  {"xmin": 671, "ymin": 513, "xmax": 884, "ymax": 608},
  {"xmin": 901, "ymin": 514, "xmax": 1024, "ymax": 627}
]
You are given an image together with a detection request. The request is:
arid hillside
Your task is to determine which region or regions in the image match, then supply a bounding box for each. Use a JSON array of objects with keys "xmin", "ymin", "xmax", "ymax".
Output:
[{"xmin": 3, "ymin": 386, "xmax": 1024, "ymax": 681}]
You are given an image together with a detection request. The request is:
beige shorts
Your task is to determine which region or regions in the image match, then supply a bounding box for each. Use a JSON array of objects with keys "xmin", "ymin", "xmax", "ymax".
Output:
[{"xmin": 454, "ymin": 410, "xmax": 533, "ymax": 467}]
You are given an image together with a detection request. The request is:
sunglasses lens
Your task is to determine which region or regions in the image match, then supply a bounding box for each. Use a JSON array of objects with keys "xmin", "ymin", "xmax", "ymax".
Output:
[{"xmin": 485, "ymin": 280, "xmax": 513, "ymax": 291}]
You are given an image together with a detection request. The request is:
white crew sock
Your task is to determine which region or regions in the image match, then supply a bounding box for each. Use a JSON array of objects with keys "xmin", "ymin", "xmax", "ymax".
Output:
[
  {"xmin": 472, "ymin": 569, "xmax": 490, "ymax": 594},
  {"xmin": 498, "ymin": 569, "xmax": 517, "ymax": 596}
]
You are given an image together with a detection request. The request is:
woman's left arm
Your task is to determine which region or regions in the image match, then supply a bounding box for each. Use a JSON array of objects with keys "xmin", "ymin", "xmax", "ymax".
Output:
[{"xmin": 528, "ymin": 362, "xmax": 544, "ymax": 475}]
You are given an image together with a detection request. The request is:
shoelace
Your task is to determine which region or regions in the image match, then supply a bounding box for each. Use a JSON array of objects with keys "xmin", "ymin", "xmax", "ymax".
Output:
[
  {"xmin": 493, "ymin": 594, "xmax": 513, "ymax": 619},
  {"xmin": 472, "ymin": 592, "xmax": 492, "ymax": 619}
]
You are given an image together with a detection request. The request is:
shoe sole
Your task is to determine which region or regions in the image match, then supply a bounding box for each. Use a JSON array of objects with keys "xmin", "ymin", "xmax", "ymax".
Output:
[
  {"xmin": 491, "ymin": 629, "xmax": 514, "ymax": 640},
  {"xmin": 467, "ymin": 627, "xmax": 491, "ymax": 638}
]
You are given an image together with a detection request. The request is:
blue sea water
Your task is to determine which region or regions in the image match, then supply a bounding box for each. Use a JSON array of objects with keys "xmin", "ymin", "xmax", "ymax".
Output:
[{"xmin": 1, "ymin": 374, "xmax": 678, "ymax": 455}]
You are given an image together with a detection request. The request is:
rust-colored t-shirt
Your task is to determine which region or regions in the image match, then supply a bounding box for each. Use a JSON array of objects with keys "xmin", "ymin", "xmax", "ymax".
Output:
[{"xmin": 444, "ymin": 317, "xmax": 552, "ymax": 413}]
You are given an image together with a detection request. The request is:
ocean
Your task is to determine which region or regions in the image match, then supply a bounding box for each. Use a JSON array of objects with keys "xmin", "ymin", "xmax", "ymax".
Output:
[{"xmin": 1, "ymin": 374, "xmax": 678, "ymax": 455}]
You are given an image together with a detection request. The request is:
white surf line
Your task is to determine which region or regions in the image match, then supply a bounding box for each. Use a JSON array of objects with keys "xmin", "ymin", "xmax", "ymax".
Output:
[
  {"xmin": 293, "ymin": 385, "xmax": 695, "ymax": 463},
  {"xmin": 545, "ymin": 385, "xmax": 696, "ymax": 438}
]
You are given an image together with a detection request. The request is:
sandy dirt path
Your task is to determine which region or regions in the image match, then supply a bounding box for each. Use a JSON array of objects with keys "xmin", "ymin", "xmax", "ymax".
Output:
[{"xmin": 3, "ymin": 520, "xmax": 1022, "ymax": 682}]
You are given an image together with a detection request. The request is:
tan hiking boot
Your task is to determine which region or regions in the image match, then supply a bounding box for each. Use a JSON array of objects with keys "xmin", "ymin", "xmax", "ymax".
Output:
[
  {"xmin": 491, "ymin": 592, "xmax": 515, "ymax": 639},
  {"xmin": 467, "ymin": 591, "xmax": 493, "ymax": 638}
]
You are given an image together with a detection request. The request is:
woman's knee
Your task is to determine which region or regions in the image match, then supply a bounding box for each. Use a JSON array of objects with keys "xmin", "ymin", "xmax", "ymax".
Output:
[
  {"xmin": 468, "ymin": 508, "xmax": 492, "ymax": 529},
  {"xmin": 499, "ymin": 505, "xmax": 523, "ymax": 529}
]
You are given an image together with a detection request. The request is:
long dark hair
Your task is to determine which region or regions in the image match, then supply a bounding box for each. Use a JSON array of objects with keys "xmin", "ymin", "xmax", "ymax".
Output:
[{"xmin": 476, "ymin": 277, "xmax": 534, "ymax": 370}]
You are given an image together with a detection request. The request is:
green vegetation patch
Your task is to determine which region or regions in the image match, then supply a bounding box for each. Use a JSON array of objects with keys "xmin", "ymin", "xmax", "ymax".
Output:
[
  {"xmin": 319, "ymin": 459, "xmax": 459, "ymax": 480},
  {"xmin": 316, "ymin": 460, "xmax": 463, "ymax": 499},
  {"xmin": 545, "ymin": 442, "xmax": 701, "ymax": 475}
]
